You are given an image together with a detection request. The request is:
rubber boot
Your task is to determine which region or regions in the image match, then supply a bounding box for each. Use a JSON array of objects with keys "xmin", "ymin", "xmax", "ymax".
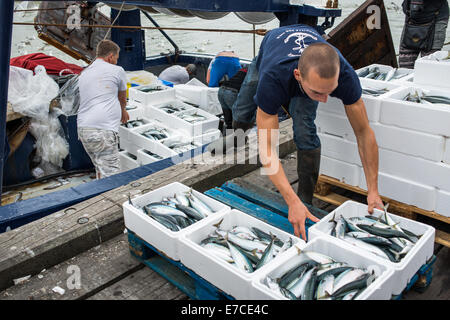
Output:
[
  {"xmin": 296, "ymin": 147, "xmax": 321, "ymax": 205},
  {"xmin": 222, "ymin": 108, "xmax": 233, "ymax": 134},
  {"xmin": 207, "ymin": 121, "xmax": 253, "ymax": 155}
]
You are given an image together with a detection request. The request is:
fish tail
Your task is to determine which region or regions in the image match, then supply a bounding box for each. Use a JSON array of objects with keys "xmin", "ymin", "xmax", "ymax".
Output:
[{"xmin": 213, "ymin": 218, "xmax": 224, "ymax": 229}]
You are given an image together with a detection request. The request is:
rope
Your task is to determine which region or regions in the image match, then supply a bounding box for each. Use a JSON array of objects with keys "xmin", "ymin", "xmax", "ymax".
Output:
[
  {"xmin": 14, "ymin": 22, "xmax": 268, "ymax": 36},
  {"xmin": 14, "ymin": 7, "xmax": 70, "ymax": 12}
]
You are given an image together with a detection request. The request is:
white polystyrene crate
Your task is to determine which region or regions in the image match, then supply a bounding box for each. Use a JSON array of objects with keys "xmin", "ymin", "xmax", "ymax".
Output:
[
  {"xmin": 308, "ymin": 200, "xmax": 435, "ymax": 295},
  {"xmin": 174, "ymin": 108, "xmax": 220, "ymax": 137},
  {"xmin": 359, "ymin": 77, "xmax": 405, "ymax": 121},
  {"xmin": 137, "ymin": 148, "xmax": 164, "ymax": 165},
  {"xmin": 178, "ymin": 209, "xmax": 304, "ymax": 300},
  {"xmin": 356, "ymin": 64, "xmax": 393, "ymax": 79},
  {"xmin": 119, "ymin": 151, "xmax": 139, "ymax": 172},
  {"xmin": 129, "ymin": 122, "xmax": 180, "ymax": 158},
  {"xmin": 119, "ymin": 117, "xmax": 152, "ymax": 142},
  {"xmin": 144, "ymin": 100, "xmax": 195, "ymax": 129},
  {"xmin": 119, "ymin": 138, "xmax": 140, "ymax": 157},
  {"xmin": 125, "ymin": 104, "xmax": 144, "ymax": 121},
  {"xmin": 414, "ymin": 50, "xmax": 450, "ymax": 90},
  {"xmin": 123, "ymin": 182, "xmax": 231, "ymax": 261},
  {"xmin": 251, "ymin": 237, "xmax": 394, "ymax": 300},
  {"xmin": 380, "ymin": 86, "xmax": 450, "ymax": 136},
  {"xmin": 128, "ymin": 84, "xmax": 176, "ymax": 106},
  {"xmin": 193, "ymin": 129, "xmax": 221, "ymax": 145}
]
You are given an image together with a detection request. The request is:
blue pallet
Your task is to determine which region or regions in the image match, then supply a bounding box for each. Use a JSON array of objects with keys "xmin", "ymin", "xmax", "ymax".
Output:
[
  {"xmin": 127, "ymin": 182, "xmax": 436, "ymax": 300},
  {"xmin": 127, "ymin": 230, "xmax": 234, "ymax": 300}
]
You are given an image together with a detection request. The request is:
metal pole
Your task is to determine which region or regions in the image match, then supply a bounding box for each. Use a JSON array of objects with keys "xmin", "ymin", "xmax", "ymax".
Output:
[{"xmin": 0, "ymin": 0, "xmax": 15, "ymax": 202}]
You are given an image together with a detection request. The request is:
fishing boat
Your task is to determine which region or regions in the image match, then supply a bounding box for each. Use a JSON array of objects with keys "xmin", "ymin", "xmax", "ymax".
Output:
[{"xmin": 0, "ymin": 0, "xmax": 398, "ymax": 232}]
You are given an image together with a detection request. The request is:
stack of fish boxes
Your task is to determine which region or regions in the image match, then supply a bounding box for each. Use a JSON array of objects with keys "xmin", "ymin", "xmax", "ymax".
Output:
[
  {"xmin": 316, "ymin": 62, "xmax": 450, "ymax": 217},
  {"xmin": 118, "ymin": 84, "xmax": 222, "ymax": 172},
  {"xmin": 123, "ymin": 183, "xmax": 406, "ymax": 299},
  {"xmin": 308, "ymin": 201, "xmax": 435, "ymax": 296},
  {"xmin": 174, "ymin": 81, "xmax": 223, "ymax": 116}
]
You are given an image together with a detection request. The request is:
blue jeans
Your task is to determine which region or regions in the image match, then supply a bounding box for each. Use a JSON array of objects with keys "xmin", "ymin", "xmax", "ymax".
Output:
[{"xmin": 232, "ymin": 57, "xmax": 321, "ymax": 151}]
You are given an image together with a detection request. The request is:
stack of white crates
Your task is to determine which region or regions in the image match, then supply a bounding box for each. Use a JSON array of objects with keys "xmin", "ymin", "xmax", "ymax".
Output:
[
  {"xmin": 316, "ymin": 55, "xmax": 450, "ymax": 218},
  {"xmin": 117, "ymin": 80, "xmax": 222, "ymax": 172}
]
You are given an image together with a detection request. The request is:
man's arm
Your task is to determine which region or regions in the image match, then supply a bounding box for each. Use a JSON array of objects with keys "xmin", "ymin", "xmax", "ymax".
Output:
[
  {"xmin": 344, "ymin": 97, "xmax": 384, "ymax": 212},
  {"xmin": 257, "ymin": 107, "xmax": 319, "ymax": 240},
  {"xmin": 118, "ymin": 90, "xmax": 129, "ymax": 124}
]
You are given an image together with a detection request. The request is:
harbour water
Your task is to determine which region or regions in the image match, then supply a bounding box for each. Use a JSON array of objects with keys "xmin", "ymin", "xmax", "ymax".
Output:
[{"xmin": 10, "ymin": 1, "xmax": 450, "ymax": 67}]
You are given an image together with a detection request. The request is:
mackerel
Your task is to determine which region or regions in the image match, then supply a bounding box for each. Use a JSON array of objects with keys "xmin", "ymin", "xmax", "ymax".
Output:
[
  {"xmin": 356, "ymin": 224, "xmax": 413, "ymax": 241},
  {"xmin": 316, "ymin": 275, "xmax": 335, "ymax": 300},
  {"xmin": 289, "ymin": 267, "xmax": 315, "ymax": 299},
  {"xmin": 343, "ymin": 236, "xmax": 390, "ymax": 260},
  {"xmin": 227, "ymin": 241, "xmax": 254, "ymax": 273},
  {"xmin": 278, "ymin": 260, "xmax": 318, "ymax": 290},
  {"xmin": 255, "ymin": 238, "xmax": 276, "ymax": 269}
]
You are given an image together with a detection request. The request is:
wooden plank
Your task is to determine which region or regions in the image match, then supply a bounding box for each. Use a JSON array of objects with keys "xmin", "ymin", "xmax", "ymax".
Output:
[
  {"xmin": 0, "ymin": 119, "xmax": 297, "ymax": 292},
  {"xmin": 317, "ymin": 175, "xmax": 450, "ymax": 225},
  {"xmin": 0, "ymin": 233, "xmax": 145, "ymax": 300},
  {"xmin": 435, "ymin": 230, "xmax": 450, "ymax": 248}
]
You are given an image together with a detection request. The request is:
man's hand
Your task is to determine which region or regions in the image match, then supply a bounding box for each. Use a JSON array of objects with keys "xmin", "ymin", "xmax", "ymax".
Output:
[
  {"xmin": 288, "ymin": 198, "xmax": 320, "ymax": 241},
  {"xmin": 367, "ymin": 191, "xmax": 384, "ymax": 214},
  {"xmin": 121, "ymin": 108, "xmax": 129, "ymax": 124}
]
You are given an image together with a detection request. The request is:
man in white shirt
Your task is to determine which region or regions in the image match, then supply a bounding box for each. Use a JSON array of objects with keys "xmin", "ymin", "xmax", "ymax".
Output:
[
  {"xmin": 77, "ymin": 40, "xmax": 129, "ymax": 179},
  {"xmin": 158, "ymin": 64, "xmax": 196, "ymax": 85}
]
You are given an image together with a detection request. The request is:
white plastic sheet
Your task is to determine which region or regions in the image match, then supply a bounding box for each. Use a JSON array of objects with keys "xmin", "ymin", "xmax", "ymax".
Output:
[
  {"xmin": 8, "ymin": 65, "xmax": 69, "ymax": 169},
  {"xmin": 59, "ymin": 74, "xmax": 80, "ymax": 116},
  {"xmin": 28, "ymin": 109, "xmax": 69, "ymax": 168},
  {"xmin": 8, "ymin": 65, "xmax": 60, "ymax": 121}
]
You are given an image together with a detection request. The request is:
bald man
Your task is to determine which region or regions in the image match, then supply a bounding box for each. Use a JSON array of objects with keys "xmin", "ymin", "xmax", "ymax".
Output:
[{"xmin": 210, "ymin": 24, "xmax": 384, "ymax": 240}]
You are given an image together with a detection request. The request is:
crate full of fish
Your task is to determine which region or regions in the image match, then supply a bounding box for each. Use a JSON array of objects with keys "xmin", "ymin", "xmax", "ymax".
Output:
[
  {"xmin": 356, "ymin": 64, "xmax": 414, "ymax": 83},
  {"xmin": 173, "ymin": 108, "xmax": 220, "ymax": 137},
  {"xmin": 128, "ymin": 84, "xmax": 176, "ymax": 107},
  {"xmin": 308, "ymin": 200, "xmax": 435, "ymax": 295},
  {"xmin": 178, "ymin": 209, "xmax": 303, "ymax": 300},
  {"xmin": 137, "ymin": 148, "xmax": 164, "ymax": 165},
  {"xmin": 123, "ymin": 182, "xmax": 231, "ymax": 261},
  {"xmin": 161, "ymin": 137, "xmax": 203, "ymax": 155},
  {"xmin": 119, "ymin": 117, "xmax": 153, "ymax": 142},
  {"xmin": 175, "ymin": 85, "xmax": 223, "ymax": 116},
  {"xmin": 144, "ymin": 100, "xmax": 196, "ymax": 129},
  {"xmin": 414, "ymin": 50, "xmax": 450, "ymax": 90},
  {"xmin": 129, "ymin": 121, "xmax": 183, "ymax": 158},
  {"xmin": 251, "ymin": 236, "xmax": 395, "ymax": 300}
]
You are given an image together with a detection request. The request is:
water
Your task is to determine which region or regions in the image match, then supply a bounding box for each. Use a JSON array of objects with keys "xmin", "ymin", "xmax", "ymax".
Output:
[{"xmin": 10, "ymin": 1, "xmax": 450, "ymax": 67}]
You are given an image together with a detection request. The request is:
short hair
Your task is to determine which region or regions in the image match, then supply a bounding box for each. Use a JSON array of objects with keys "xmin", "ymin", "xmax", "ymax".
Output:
[
  {"xmin": 96, "ymin": 40, "xmax": 120, "ymax": 58},
  {"xmin": 186, "ymin": 64, "xmax": 196, "ymax": 75},
  {"xmin": 298, "ymin": 43, "xmax": 340, "ymax": 79}
]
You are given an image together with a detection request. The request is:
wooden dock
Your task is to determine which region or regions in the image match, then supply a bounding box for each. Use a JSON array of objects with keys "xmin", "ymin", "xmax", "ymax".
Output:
[{"xmin": 0, "ymin": 119, "xmax": 448, "ymax": 300}]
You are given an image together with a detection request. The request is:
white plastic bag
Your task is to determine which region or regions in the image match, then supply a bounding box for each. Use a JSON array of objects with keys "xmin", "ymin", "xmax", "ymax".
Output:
[
  {"xmin": 8, "ymin": 65, "xmax": 60, "ymax": 121},
  {"xmin": 28, "ymin": 109, "xmax": 69, "ymax": 168},
  {"xmin": 59, "ymin": 74, "xmax": 80, "ymax": 116}
]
